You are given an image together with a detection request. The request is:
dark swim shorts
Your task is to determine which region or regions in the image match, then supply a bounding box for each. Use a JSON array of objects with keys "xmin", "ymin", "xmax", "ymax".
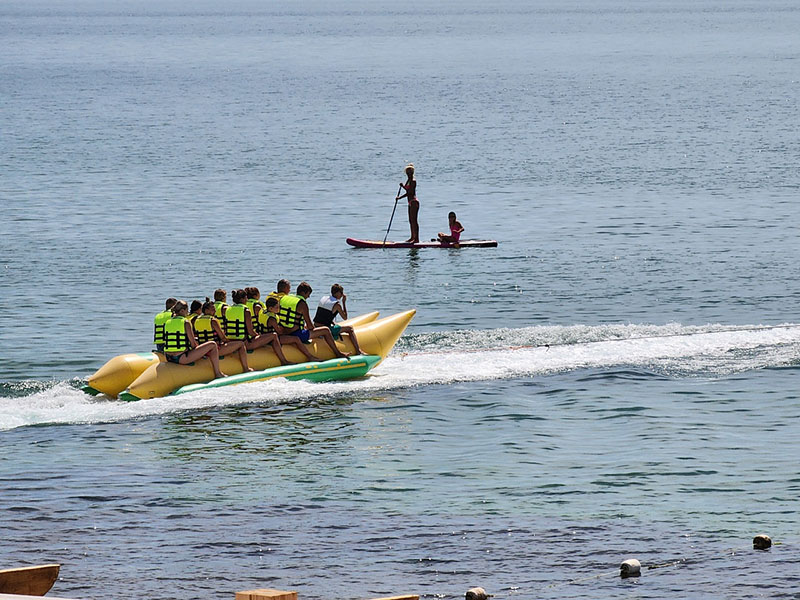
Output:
[
  {"xmin": 329, "ymin": 324, "xmax": 342, "ymax": 340},
  {"xmin": 165, "ymin": 352, "xmax": 187, "ymax": 364},
  {"xmin": 291, "ymin": 329, "xmax": 312, "ymax": 344}
]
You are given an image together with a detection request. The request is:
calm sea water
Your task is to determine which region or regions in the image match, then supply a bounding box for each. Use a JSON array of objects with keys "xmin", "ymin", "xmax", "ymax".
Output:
[{"xmin": 2, "ymin": 1, "xmax": 800, "ymax": 598}]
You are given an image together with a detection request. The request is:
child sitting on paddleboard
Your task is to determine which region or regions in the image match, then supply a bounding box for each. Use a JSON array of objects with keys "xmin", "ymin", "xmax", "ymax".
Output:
[{"xmin": 437, "ymin": 211, "xmax": 464, "ymax": 244}]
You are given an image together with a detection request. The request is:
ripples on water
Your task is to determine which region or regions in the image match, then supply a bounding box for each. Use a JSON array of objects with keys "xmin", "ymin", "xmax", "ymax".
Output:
[
  {"xmin": 2, "ymin": 0, "xmax": 800, "ymax": 598},
  {"xmin": 3, "ymin": 368, "xmax": 800, "ymax": 599},
  {"xmin": 3, "ymin": 326, "xmax": 800, "ymax": 597}
]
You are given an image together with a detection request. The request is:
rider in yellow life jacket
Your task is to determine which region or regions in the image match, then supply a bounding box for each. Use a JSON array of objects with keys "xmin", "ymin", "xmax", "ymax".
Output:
[
  {"xmin": 224, "ymin": 299, "xmax": 249, "ymax": 341},
  {"xmin": 257, "ymin": 301, "xmax": 278, "ymax": 334},
  {"xmin": 187, "ymin": 299, "xmax": 203, "ymax": 325},
  {"xmin": 163, "ymin": 300, "xmax": 227, "ymax": 379},
  {"xmin": 213, "ymin": 288, "xmax": 229, "ymax": 320},
  {"xmin": 260, "ymin": 297, "xmax": 320, "ymax": 362},
  {"xmin": 277, "ymin": 293, "xmax": 306, "ymax": 330},
  {"xmin": 268, "ymin": 279, "xmax": 291, "ymax": 323},
  {"xmin": 194, "ymin": 298, "xmax": 252, "ymax": 372},
  {"xmin": 154, "ymin": 297, "xmax": 178, "ymax": 352},
  {"xmin": 163, "ymin": 315, "xmax": 191, "ymax": 353},
  {"xmin": 246, "ymin": 287, "xmax": 266, "ymax": 332},
  {"xmin": 192, "ymin": 313, "xmax": 219, "ymax": 344},
  {"xmin": 225, "ymin": 289, "xmax": 295, "ymax": 364},
  {"xmin": 279, "ymin": 282, "xmax": 351, "ymax": 359}
]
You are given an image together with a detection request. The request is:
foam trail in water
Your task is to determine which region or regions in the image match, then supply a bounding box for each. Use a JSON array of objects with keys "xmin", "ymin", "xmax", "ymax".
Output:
[
  {"xmin": 1, "ymin": 323, "xmax": 799, "ymax": 430},
  {"xmin": 388, "ymin": 322, "xmax": 800, "ymax": 384},
  {"xmin": 0, "ymin": 378, "xmax": 317, "ymax": 432}
]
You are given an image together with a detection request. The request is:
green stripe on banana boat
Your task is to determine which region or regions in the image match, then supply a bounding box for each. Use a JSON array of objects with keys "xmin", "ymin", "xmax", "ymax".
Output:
[{"xmin": 117, "ymin": 355, "xmax": 381, "ymax": 401}]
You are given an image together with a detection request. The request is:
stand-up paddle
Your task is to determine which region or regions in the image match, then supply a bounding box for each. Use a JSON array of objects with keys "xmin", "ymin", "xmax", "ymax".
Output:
[{"xmin": 382, "ymin": 184, "xmax": 404, "ymax": 247}]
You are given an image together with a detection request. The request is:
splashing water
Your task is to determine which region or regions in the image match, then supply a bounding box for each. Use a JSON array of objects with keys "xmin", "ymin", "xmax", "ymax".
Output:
[{"xmin": 2, "ymin": 322, "xmax": 799, "ymax": 431}]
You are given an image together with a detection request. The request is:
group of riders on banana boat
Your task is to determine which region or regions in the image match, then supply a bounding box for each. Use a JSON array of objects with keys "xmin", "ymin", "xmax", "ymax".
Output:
[{"xmin": 153, "ymin": 280, "xmax": 362, "ymax": 379}]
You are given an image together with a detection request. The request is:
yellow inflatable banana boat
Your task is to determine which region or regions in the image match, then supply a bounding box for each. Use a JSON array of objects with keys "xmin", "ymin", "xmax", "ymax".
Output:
[
  {"xmin": 83, "ymin": 311, "xmax": 381, "ymax": 398},
  {"xmin": 84, "ymin": 310, "xmax": 415, "ymax": 401}
]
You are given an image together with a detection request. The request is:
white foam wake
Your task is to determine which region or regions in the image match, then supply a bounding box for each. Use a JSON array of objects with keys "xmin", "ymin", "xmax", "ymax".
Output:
[{"xmin": 1, "ymin": 323, "xmax": 798, "ymax": 430}]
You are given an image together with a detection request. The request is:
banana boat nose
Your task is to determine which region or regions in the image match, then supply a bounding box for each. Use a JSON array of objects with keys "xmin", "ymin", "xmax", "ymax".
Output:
[
  {"xmin": 84, "ymin": 352, "xmax": 161, "ymax": 398},
  {"xmin": 354, "ymin": 309, "xmax": 416, "ymax": 359}
]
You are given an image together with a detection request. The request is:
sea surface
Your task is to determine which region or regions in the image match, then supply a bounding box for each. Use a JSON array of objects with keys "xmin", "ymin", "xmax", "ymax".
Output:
[{"xmin": 2, "ymin": 1, "xmax": 800, "ymax": 598}]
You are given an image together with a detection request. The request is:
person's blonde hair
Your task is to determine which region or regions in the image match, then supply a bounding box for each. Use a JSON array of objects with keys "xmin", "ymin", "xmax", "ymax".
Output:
[{"xmin": 405, "ymin": 163, "xmax": 415, "ymax": 176}]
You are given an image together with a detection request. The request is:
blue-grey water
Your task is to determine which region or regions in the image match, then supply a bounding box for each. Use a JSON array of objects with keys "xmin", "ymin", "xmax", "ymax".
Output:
[{"xmin": 2, "ymin": 1, "xmax": 800, "ymax": 598}]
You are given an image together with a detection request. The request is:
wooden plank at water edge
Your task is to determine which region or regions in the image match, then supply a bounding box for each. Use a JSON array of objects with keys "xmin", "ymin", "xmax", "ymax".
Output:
[
  {"xmin": 235, "ymin": 590, "xmax": 298, "ymax": 600},
  {"xmin": 0, "ymin": 596, "xmax": 81, "ymax": 600},
  {"xmin": 0, "ymin": 564, "xmax": 60, "ymax": 596}
]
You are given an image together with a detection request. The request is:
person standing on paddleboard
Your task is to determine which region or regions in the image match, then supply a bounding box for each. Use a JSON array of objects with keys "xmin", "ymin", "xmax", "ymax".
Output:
[{"xmin": 396, "ymin": 163, "xmax": 419, "ymax": 243}]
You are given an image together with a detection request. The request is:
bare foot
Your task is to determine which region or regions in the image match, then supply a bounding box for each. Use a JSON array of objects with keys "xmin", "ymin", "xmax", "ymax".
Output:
[
  {"xmin": 215, "ymin": 372, "xmax": 228, "ymax": 378},
  {"xmin": 247, "ymin": 367, "xmax": 255, "ymax": 372}
]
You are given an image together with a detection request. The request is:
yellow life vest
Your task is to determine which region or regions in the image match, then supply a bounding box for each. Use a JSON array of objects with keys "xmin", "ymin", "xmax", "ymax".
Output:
[
  {"xmin": 246, "ymin": 299, "xmax": 265, "ymax": 330},
  {"xmin": 193, "ymin": 315, "xmax": 219, "ymax": 344},
  {"xmin": 224, "ymin": 303, "xmax": 248, "ymax": 340},
  {"xmin": 257, "ymin": 310, "xmax": 279, "ymax": 334},
  {"xmin": 214, "ymin": 301, "xmax": 228, "ymax": 319},
  {"xmin": 278, "ymin": 294, "xmax": 305, "ymax": 330},
  {"xmin": 163, "ymin": 316, "xmax": 191, "ymax": 353},
  {"xmin": 153, "ymin": 309, "xmax": 172, "ymax": 345},
  {"xmin": 267, "ymin": 292, "xmax": 287, "ymax": 329}
]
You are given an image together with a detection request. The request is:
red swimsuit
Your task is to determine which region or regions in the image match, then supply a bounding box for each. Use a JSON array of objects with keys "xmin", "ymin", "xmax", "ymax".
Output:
[{"xmin": 402, "ymin": 181, "xmax": 418, "ymax": 203}]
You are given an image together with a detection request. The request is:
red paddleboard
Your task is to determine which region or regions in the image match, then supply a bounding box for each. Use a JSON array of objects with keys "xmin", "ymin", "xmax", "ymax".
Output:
[{"xmin": 346, "ymin": 238, "xmax": 498, "ymax": 249}]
